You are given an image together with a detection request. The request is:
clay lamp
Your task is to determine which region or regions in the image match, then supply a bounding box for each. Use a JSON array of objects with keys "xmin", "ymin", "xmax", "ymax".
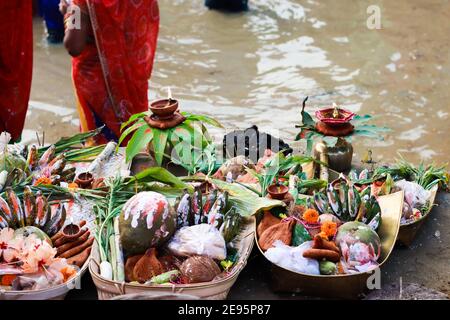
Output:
[
  {"xmin": 267, "ymin": 183, "xmax": 289, "ymax": 200},
  {"xmin": 149, "ymin": 87, "xmax": 179, "ymax": 120},
  {"xmin": 146, "ymin": 87, "xmax": 186, "ymax": 129},
  {"xmin": 75, "ymin": 171, "xmax": 94, "ymax": 189},
  {"xmin": 62, "ymin": 219, "xmax": 82, "ymax": 242},
  {"xmin": 315, "ymin": 103, "xmax": 355, "ymax": 136}
]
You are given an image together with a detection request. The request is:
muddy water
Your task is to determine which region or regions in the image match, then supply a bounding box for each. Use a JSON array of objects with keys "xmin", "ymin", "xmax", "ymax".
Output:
[{"xmin": 28, "ymin": 0, "xmax": 449, "ymax": 164}]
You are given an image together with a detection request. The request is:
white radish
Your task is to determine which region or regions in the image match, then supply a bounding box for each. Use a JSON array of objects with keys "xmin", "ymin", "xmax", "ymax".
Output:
[{"xmin": 100, "ymin": 261, "xmax": 113, "ymax": 280}]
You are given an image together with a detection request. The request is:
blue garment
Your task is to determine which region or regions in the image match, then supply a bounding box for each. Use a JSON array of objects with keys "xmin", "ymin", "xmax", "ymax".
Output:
[{"xmin": 39, "ymin": 0, "xmax": 64, "ymax": 42}]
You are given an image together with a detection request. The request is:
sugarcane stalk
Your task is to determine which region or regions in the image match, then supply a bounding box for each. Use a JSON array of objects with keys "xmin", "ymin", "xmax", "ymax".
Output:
[{"xmin": 114, "ymin": 217, "xmax": 125, "ymax": 282}]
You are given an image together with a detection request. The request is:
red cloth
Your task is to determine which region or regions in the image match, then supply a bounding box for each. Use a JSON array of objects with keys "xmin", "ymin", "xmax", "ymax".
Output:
[
  {"xmin": 0, "ymin": 1, "xmax": 33, "ymax": 142},
  {"xmin": 72, "ymin": 0, "xmax": 160, "ymax": 142}
]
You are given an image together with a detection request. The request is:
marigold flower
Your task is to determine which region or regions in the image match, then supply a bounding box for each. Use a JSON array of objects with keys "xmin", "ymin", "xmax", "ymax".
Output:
[
  {"xmin": 34, "ymin": 177, "xmax": 52, "ymax": 186},
  {"xmin": 302, "ymin": 209, "xmax": 319, "ymax": 224},
  {"xmin": 321, "ymin": 221, "xmax": 338, "ymax": 238},
  {"xmin": 68, "ymin": 182, "xmax": 79, "ymax": 190}
]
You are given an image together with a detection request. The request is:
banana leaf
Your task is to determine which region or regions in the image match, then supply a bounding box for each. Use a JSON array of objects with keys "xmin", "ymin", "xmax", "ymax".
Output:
[{"xmin": 210, "ymin": 178, "xmax": 284, "ymax": 217}]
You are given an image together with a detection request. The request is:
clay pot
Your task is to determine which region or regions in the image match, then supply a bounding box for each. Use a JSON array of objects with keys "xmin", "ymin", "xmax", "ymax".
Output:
[
  {"xmin": 150, "ymin": 99, "xmax": 178, "ymax": 120},
  {"xmin": 75, "ymin": 172, "xmax": 94, "ymax": 189},
  {"xmin": 130, "ymin": 152, "xmax": 156, "ymax": 175},
  {"xmin": 327, "ymin": 138, "xmax": 353, "ymax": 172},
  {"xmin": 266, "ymin": 184, "xmax": 289, "ymax": 200},
  {"xmin": 62, "ymin": 223, "xmax": 81, "ymax": 241}
]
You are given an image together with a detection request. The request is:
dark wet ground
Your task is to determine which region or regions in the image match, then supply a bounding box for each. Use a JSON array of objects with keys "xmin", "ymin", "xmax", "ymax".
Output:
[{"xmin": 67, "ymin": 192, "xmax": 449, "ymax": 300}]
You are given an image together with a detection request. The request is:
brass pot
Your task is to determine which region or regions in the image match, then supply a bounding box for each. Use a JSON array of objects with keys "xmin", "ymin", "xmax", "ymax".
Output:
[{"xmin": 327, "ymin": 138, "xmax": 353, "ymax": 172}]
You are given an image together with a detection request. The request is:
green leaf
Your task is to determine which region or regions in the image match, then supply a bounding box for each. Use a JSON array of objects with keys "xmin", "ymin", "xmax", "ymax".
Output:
[
  {"xmin": 301, "ymin": 110, "xmax": 316, "ymax": 127},
  {"xmin": 292, "ymin": 223, "xmax": 312, "ymax": 246},
  {"xmin": 210, "ymin": 179, "xmax": 284, "ymax": 217},
  {"xmin": 182, "ymin": 112, "xmax": 224, "ymax": 128},
  {"xmin": 125, "ymin": 125, "xmax": 153, "ymax": 163},
  {"xmin": 353, "ymin": 129, "xmax": 384, "ymax": 139},
  {"xmin": 152, "ymin": 128, "xmax": 169, "ymax": 166},
  {"xmin": 129, "ymin": 167, "xmax": 191, "ymax": 191},
  {"xmin": 118, "ymin": 119, "xmax": 146, "ymax": 146},
  {"xmin": 120, "ymin": 112, "xmax": 148, "ymax": 131},
  {"xmin": 351, "ymin": 114, "xmax": 373, "ymax": 123}
]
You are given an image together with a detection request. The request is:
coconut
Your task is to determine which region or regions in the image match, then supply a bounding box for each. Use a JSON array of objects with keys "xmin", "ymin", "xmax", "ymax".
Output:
[
  {"xmin": 14, "ymin": 226, "xmax": 52, "ymax": 245},
  {"xmin": 336, "ymin": 221, "xmax": 381, "ymax": 265},
  {"xmin": 119, "ymin": 192, "xmax": 176, "ymax": 256}
]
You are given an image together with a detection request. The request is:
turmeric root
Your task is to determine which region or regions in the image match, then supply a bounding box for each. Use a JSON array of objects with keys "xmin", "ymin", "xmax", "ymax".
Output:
[{"xmin": 303, "ymin": 248, "xmax": 340, "ymax": 262}]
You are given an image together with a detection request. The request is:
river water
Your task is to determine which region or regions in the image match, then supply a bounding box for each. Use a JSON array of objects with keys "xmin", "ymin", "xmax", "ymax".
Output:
[{"xmin": 27, "ymin": 0, "xmax": 450, "ymax": 165}]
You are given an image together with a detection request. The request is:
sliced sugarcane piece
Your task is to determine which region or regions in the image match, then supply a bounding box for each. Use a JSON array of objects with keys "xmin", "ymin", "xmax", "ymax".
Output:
[
  {"xmin": 39, "ymin": 145, "xmax": 56, "ymax": 167},
  {"xmin": 26, "ymin": 145, "xmax": 38, "ymax": 170},
  {"xmin": 202, "ymin": 189, "xmax": 217, "ymax": 222},
  {"xmin": 0, "ymin": 215, "xmax": 8, "ymax": 229},
  {"xmin": 0, "ymin": 195, "xmax": 14, "ymax": 227},
  {"xmin": 191, "ymin": 187, "xmax": 203, "ymax": 225},
  {"xmin": 23, "ymin": 186, "xmax": 37, "ymax": 226},
  {"xmin": 176, "ymin": 190, "xmax": 191, "ymax": 228},
  {"xmin": 43, "ymin": 204, "xmax": 65, "ymax": 236},
  {"xmin": 208, "ymin": 191, "xmax": 228, "ymax": 229},
  {"xmin": 348, "ymin": 185, "xmax": 361, "ymax": 219},
  {"xmin": 327, "ymin": 186, "xmax": 341, "ymax": 217},
  {"xmin": 5, "ymin": 187, "xmax": 24, "ymax": 227},
  {"xmin": 35, "ymin": 192, "xmax": 50, "ymax": 227}
]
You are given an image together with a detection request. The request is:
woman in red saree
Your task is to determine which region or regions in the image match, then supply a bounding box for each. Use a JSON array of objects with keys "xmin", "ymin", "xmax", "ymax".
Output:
[
  {"xmin": 63, "ymin": 0, "xmax": 160, "ymax": 144},
  {"xmin": 0, "ymin": 1, "xmax": 33, "ymax": 142}
]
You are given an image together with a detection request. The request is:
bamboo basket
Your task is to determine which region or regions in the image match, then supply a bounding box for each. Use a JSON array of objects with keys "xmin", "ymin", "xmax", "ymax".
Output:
[
  {"xmin": 89, "ymin": 216, "xmax": 255, "ymax": 300},
  {"xmin": 255, "ymin": 191, "xmax": 404, "ymax": 299},
  {"xmin": 0, "ymin": 262, "xmax": 89, "ymax": 300},
  {"xmin": 397, "ymin": 185, "xmax": 438, "ymax": 246}
]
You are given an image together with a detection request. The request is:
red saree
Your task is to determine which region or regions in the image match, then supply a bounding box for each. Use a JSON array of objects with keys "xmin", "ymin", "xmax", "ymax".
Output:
[
  {"xmin": 72, "ymin": 0, "xmax": 160, "ymax": 143},
  {"xmin": 0, "ymin": 1, "xmax": 33, "ymax": 142}
]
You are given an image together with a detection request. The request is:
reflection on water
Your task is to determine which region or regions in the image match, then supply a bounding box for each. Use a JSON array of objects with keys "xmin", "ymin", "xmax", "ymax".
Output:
[{"xmin": 28, "ymin": 0, "xmax": 450, "ymax": 164}]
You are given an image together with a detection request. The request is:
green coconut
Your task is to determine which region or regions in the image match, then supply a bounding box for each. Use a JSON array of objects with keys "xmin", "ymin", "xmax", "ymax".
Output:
[
  {"xmin": 119, "ymin": 191, "xmax": 176, "ymax": 256},
  {"xmin": 14, "ymin": 226, "xmax": 52, "ymax": 245},
  {"xmin": 335, "ymin": 221, "xmax": 381, "ymax": 260}
]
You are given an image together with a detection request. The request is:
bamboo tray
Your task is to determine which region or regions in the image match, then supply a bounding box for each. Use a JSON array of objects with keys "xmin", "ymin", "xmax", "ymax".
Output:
[
  {"xmin": 255, "ymin": 191, "xmax": 404, "ymax": 299},
  {"xmin": 397, "ymin": 185, "xmax": 438, "ymax": 246},
  {"xmin": 89, "ymin": 216, "xmax": 255, "ymax": 300}
]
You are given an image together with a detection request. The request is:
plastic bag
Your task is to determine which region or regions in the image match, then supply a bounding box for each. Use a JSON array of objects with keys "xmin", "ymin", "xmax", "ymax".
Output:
[
  {"xmin": 265, "ymin": 240, "xmax": 320, "ymax": 275},
  {"xmin": 394, "ymin": 180, "xmax": 430, "ymax": 209},
  {"xmin": 166, "ymin": 224, "xmax": 227, "ymax": 260}
]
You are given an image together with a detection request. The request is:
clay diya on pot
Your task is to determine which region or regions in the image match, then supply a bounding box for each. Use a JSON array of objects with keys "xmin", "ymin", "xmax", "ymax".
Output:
[
  {"xmin": 315, "ymin": 103, "xmax": 355, "ymax": 136},
  {"xmin": 149, "ymin": 98, "xmax": 179, "ymax": 120},
  {"xmin": 145, "ymin": 88, "xmax": 186, "ymax": 130},
  {"xmin": 267, "ymin": 183, "xmax": 289, "ymax": 200}
]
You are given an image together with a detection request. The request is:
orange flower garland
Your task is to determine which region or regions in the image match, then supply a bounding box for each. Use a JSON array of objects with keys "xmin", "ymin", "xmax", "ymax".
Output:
[
  {"xmin": 302, "ymin": 209, "xmax": 319, "ymax": 224},
  {"xmin": 321, "ymin": 221, "xmax": 338, "ymax": 238}
]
